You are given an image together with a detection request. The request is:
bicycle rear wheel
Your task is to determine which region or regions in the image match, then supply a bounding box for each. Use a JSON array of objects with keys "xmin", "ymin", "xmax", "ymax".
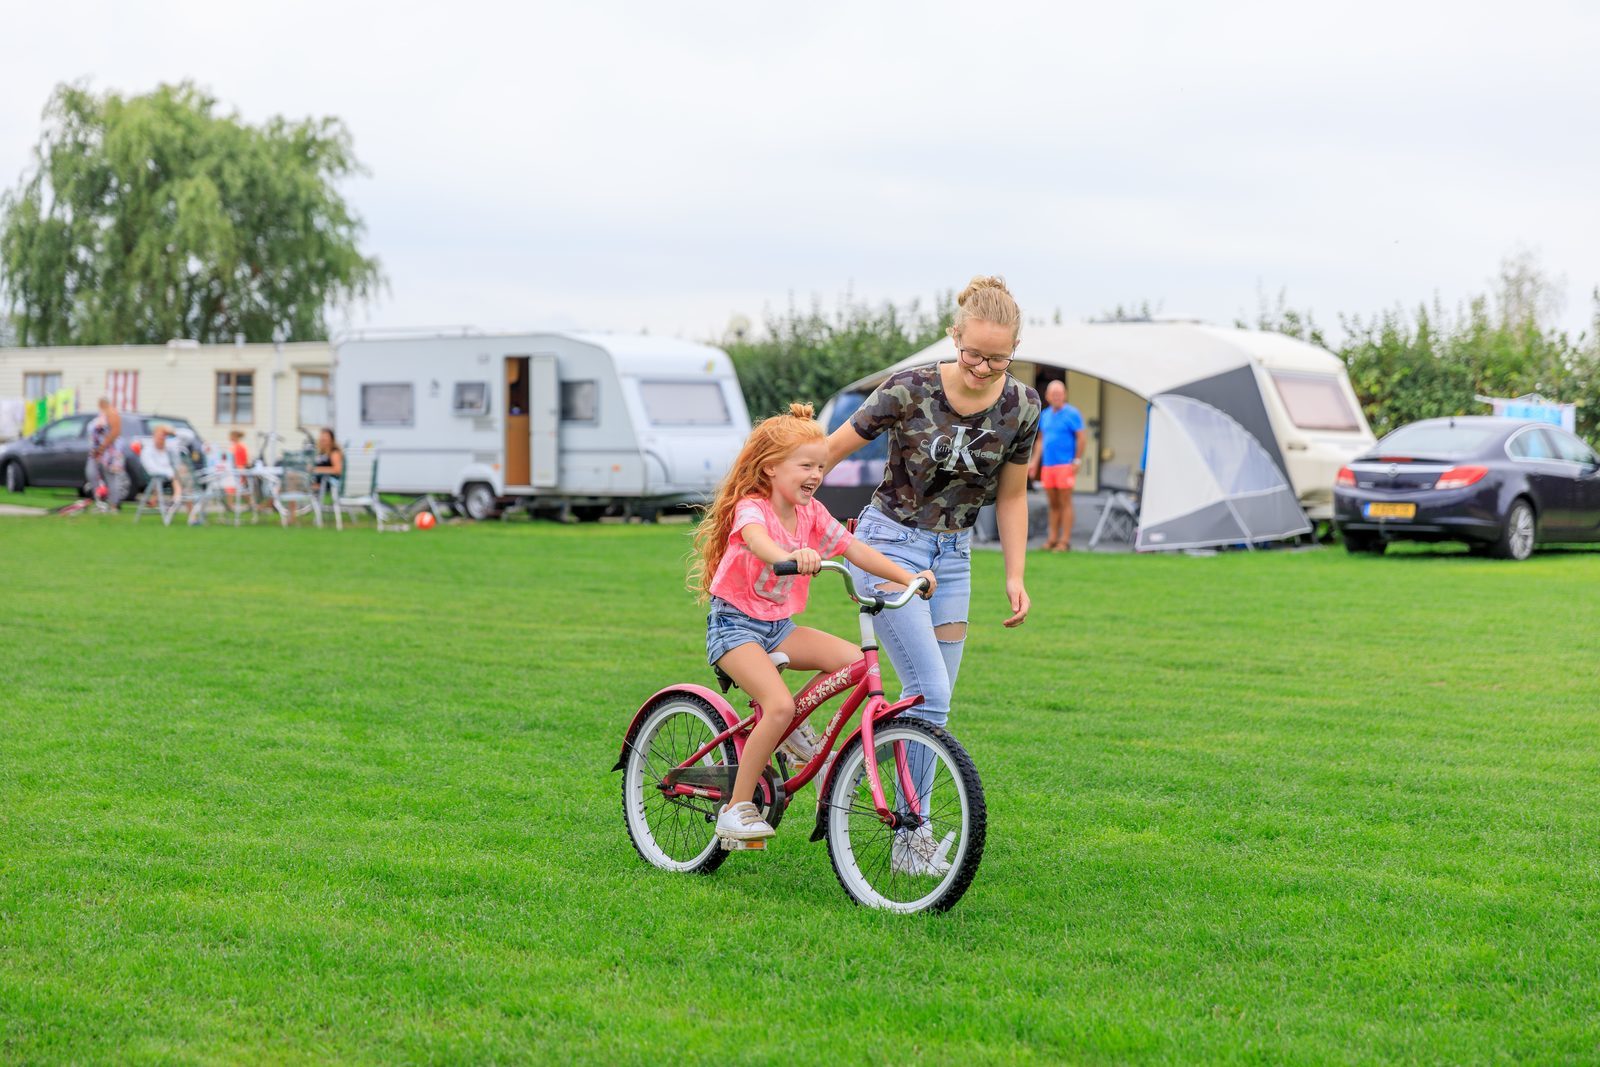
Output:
[
  {"xmin": 621, "ymin": 694, "xmax": 736, "ymax": 874},
  {"xmin": 824, "ymin": 718, "xmax": 985, "ymax": 913}
]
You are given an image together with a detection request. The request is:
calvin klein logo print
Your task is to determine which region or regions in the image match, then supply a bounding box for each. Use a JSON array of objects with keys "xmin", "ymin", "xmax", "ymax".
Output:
[{"xmin": 930, "ymin": 426, "xmax": 993, "ymax": 473}]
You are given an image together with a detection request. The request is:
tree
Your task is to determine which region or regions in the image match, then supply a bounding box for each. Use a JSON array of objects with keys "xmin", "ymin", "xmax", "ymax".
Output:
[
  {"xmin": 722, "ymin": 294, "xmax": 953, "ymax": 420},
  {"xmin": 0, "ymin": 82, "xmax": 382, "ymax": 346}
]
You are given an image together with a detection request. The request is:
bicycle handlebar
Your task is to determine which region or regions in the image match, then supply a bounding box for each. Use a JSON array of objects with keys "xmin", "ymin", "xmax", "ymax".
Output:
[{"xmin": 771, "ymin": 559, "xmax": 928, "ymax": 610}]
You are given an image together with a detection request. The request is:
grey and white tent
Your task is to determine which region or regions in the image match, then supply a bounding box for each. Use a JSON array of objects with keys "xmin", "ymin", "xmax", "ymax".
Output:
[{"xmin": 1136, "ymin": 394, "xmax": 1310, "ymax": 551}]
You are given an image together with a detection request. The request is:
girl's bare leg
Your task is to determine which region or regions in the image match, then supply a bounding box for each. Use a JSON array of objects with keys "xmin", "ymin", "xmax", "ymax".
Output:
[{"xmin": 715, "ymin": 644, "xmax": 794, "ymax": 807}]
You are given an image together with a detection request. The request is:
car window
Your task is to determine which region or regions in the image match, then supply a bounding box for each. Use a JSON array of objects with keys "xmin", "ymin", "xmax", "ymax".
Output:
[
  {"xmin": 41, "ymin": 416, "xmax": 91, "ymax": 443},
  {"xmin": 1548, "ymin": 429, "xmax": 1599, "ymax": 465},
  {"xmin": 1374, "ymin": 423, "xmax": 1498, "ymax": 456},
  {"xmin": 825, "ymin": 391, "xmax": 889, "ymax": 462},
  {"xmin": 144, "ymin": 417, "xmax": 193, "ymax": 437},
  {"xmin": 1507, "ymin": 427, "xmax": 1559, "ymax": 460}
]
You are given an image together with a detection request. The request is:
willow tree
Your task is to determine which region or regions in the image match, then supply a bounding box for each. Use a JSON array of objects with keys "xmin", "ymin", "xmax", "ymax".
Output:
[{"xmin": 0, "ymin": 82, "xmax": 382, "ymax": 346}]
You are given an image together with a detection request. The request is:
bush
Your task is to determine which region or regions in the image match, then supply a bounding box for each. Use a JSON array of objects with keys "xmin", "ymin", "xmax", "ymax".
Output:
[{"xmin": 722, "ymin": 294, "xmax": 952, "ymax": 421}]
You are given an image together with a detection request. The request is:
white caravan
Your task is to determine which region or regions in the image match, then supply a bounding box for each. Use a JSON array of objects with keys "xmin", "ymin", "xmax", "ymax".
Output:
[{"xmin": 333, "ymin": 332, "xmax": 750, "ymax": 519}]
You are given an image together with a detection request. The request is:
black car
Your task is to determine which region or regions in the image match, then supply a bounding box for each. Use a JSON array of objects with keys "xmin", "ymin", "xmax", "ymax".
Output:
[
  {"xmin": 1334, "ymin": 416, "xmax": 1600, "ymax": 559},
  {"xmin": 1, "ymin": 412, "xmax": 203, "ymax": 495}
]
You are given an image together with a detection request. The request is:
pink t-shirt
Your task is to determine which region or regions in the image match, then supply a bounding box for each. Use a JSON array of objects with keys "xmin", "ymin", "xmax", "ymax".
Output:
[{"xmin": 708, "ymin": 496, "xmax": 854, "ymax": 621}]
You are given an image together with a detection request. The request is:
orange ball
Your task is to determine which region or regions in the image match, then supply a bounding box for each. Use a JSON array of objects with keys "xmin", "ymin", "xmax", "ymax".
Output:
[
  {"xmin": 415, "ymin": 512, "xmax": 437, "ymax": 531},
  {"xmin": 130, "ymin": 440, "xmax": 143, "ymax": 454}
]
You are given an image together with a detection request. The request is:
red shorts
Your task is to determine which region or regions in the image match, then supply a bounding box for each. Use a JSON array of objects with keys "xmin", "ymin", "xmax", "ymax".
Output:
[{"xmin": 1040, "ymin": 463, "xmax": 1077, "ymax": 490}]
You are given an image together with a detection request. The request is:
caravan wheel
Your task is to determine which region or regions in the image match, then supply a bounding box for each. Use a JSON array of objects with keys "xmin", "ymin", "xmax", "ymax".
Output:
[{"xmin": 460, "ymin": 482, "xmax": 502, "ymax": 521}]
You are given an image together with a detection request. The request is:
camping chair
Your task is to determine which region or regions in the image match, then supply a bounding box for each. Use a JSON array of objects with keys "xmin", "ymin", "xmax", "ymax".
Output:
[
  {"xmin": 1089, "ymin": 463, "xmax": 1142, "ymax": 550},
  {"xmin": 272, "ymin": 453, "xmax": 323, "ymax": 527},
  {"xmin": 182, "ymin": 448, "xmax": 239, "ymax": 526},
  {"xmin": 132, "ymin": 436, "xmax": 182, "ymax": 526},
  {"xmin": 332, "ymin": 442, "xmax": 408, "ymax": 532}
]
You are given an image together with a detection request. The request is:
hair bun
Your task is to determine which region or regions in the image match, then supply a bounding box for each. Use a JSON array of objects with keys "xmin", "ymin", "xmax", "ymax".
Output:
[
  {"xmin": 787, "ymin": 402, "xmax": 816, "ymax": 420},
  {"xmin": 958, "ymin": 275, "xmax": 1011, "ymax": 307}
]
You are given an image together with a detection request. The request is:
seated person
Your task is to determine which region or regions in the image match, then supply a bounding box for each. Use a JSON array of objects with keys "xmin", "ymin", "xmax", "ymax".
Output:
[
  {"xmin": 312, "ymin": 428, "xmax": 344, "ymax": 496},
  {"xmin": 139, "ymin": 425, "xmax": 191, "ymax": 508}
]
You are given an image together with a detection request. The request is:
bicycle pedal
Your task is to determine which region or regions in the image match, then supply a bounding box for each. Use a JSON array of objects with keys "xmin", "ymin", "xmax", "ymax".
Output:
[{"xmin": 719, "ymin": 836, "xmax": 769, "ymax": 851}]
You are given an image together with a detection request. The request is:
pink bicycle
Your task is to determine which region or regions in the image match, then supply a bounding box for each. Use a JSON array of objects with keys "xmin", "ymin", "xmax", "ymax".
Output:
[{"xmin": 614, "ymin": 560, "xmax": 986, "ymax": 913}]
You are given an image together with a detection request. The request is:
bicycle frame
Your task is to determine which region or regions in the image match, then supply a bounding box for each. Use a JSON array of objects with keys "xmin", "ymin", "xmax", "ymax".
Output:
[{"xmin": 623, "ymin": 562, "xmax": 929, "ymax": 837}]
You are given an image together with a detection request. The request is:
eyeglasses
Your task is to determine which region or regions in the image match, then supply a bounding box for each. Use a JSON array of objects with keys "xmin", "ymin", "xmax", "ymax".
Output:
[{"xmin": 955, "ymin": 344, "xmax": 1015, "ymax": 372}]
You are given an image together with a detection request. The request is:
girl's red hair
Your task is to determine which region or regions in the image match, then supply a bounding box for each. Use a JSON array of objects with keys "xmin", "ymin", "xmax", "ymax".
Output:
[{"xmin": 690, "ymin": 402, "xmax": 824, "ymax": 600}]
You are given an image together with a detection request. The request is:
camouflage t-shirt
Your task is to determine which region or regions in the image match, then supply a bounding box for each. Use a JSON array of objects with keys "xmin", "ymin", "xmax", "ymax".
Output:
[{"xmin": 850, "ymin": 364, "xmax": 1041, "ymax": 531}]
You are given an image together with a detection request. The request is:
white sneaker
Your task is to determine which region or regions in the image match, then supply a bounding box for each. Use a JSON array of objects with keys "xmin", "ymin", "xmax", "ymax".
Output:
[
  {"xmin": 715, "ymin": 801, "xmax": 775, "ymax": 842},
  {"xmin": 891, "ymin": 825, "xmax": 955, "ymax": 876},
  {"xmin": 777, "ymin": 721, "xmax": 823, "ymax": 767}
]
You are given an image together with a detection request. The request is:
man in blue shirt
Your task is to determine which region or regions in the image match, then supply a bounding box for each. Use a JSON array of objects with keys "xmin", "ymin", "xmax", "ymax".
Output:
[{"xmin": 1027, "ymin": 379, "xmax": 1087, "ymax": 550}]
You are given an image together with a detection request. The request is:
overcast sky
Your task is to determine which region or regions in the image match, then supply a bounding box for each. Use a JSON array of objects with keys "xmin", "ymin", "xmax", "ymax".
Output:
[{"xmin": 4, "ymin": 1, "xmax": 1598, "ymax": 345}]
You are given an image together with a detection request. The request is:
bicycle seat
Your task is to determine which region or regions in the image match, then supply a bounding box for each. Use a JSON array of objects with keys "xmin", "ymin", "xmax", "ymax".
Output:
[{"xmin": 713, "ymin": 652, "xmax": 789, "ymax": 693}]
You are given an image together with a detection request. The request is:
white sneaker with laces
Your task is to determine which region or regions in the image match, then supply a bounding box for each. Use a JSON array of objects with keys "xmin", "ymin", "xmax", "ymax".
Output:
[
  {"xmin": 715, "ymin": 801, "xmax": 775, "ymax": 841},
  {"xmin": 891, "ymin": 824, "xmax": 955, "ymax": 876},
  {"xmin": 777, "ymin": 721, "xmax": 823, "ymax": 767}
]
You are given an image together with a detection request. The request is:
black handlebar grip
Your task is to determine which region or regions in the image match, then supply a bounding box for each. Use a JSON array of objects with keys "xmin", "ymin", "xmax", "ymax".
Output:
[{"xmin": 772, "ymin": 561, "xmax": 801, "ymax": 576}]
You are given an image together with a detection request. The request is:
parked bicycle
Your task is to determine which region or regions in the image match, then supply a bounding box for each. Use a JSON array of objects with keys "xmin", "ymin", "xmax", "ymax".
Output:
[{"xmin": 615, "ymin": 560, "xmax": 987, "ymax": 913}]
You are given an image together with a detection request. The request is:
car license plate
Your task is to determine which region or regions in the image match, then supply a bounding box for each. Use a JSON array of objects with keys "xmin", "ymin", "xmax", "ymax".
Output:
[{"xmin": 1364, "ymin": 502, "xmax": 1416, "ymax": 520}]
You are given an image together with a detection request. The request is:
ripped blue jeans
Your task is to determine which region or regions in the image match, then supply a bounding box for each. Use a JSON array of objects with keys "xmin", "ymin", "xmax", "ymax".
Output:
[{"xmin": 845, "ymin": 506, "xmax": 973, "ymax": 811}]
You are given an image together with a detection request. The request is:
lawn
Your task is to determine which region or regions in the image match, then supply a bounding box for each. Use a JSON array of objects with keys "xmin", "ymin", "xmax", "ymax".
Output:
[{"xmin": 2, "ymin": 514, "xmax": 1598, "ymax": 1063}]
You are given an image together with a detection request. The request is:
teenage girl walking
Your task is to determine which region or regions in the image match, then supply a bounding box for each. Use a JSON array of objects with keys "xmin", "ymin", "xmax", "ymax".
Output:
[
  {"xmin": 691, "ymin": 403, "xmax": 936, "ymax": 844},
  {"xmin": 826, "ymin": 275, "xmax": 1041, "ymax": 871}
]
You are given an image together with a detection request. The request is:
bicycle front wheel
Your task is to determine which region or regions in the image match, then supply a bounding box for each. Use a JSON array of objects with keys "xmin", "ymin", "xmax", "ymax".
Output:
[
  {"xmin": 824, "ymin": 718, "xmax": 986, "ymax": 913},
  {"xmin": 621, "ymin": 694, "xmax": 736, "ymax": 875}
]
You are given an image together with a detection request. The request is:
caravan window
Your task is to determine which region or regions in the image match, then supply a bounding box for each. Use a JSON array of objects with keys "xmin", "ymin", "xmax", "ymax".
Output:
[
  {"xmin": 452, "ymin": 382, "xmax": 489, "ymax": 416},
  {"xmin": 1268, "ymin": 371, "xmax": 1361, "ymax": 432},
  {"xmin": 639, "ymin": 381, "xmax": 731, "ymax": 426},
  {"xmin": 562, "ymin": 380, "xmax": 598, "ymax": 422},
  {"xmin": 361, "ymin": 383, "xmax": 414, "ymax": 426}
]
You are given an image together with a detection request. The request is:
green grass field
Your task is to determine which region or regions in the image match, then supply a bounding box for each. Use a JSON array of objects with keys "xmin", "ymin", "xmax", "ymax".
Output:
[{"xmin": 3, "ymin": 513, "xmax": 1599, "ymax": 1063}]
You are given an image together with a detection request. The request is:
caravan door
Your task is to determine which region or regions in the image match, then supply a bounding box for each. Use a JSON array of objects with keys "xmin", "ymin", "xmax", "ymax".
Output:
[
  {"xmin": 503, "ymin": 354, "xmax": 560, "ymax": 490},
  {"xmin": 530, "ymin": 353, "xmax": 558, "ymax": 488},
  {"xmin": 505, "ymin": 357, "xmax": 530, "ymax": 486}
]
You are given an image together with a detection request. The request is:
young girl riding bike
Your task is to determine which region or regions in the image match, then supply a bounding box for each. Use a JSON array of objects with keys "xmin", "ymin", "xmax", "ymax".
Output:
[{"xmin": 691, "ymin": 403, "xmax": 936, "ymax": 845}]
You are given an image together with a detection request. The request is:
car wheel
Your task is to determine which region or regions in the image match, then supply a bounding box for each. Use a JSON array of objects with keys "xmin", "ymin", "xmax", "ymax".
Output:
[
  {"xmin": 2, "ymin": 461, "xmax": 24, "ymax": 494},
  {"xmin": 1343, "ymin": 531, "xmax": 1387, "ymax": 555},
  {"xmin": 1491, "ymin": 498, "xmax": 1536, "ymax": 561},
  {"xmin": 459, "ymin": 482, "xmax": 502, "ymax": 521}
]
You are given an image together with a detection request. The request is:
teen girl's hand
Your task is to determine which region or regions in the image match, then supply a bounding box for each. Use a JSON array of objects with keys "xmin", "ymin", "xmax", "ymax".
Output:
[
  {"xmin": 786, "ymin": 548, "xmax": 823, "ymax": 574},
  {"xmin": 914, "ymin": 569, "xmax": 938, "ymax": 600},
  {"xmin": 1003, "ymin": 577, "xmax": 1030, "ymax": 627}
]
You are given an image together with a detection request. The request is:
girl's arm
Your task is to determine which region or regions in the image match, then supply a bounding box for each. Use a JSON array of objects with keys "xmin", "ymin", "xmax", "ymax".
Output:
[
  {"xmin": 742, "ymin": 523, "xmax": 823, "ymax": 574},
  {"xmin": 994, "ymin": 460, "xmax": 1031, "ymax": 627},
  {"xmin": 842, "ymin": 539, "xmax": 936, "ymax": 599}
]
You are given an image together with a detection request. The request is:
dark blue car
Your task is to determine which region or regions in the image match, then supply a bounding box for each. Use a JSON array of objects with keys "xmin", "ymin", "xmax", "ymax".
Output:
[
  {"xmin": 1334, "ymin": 416, "xmax": 1600, "ymax": 559},
  {"xmin": 1, "ymin": 412, "xmax": 202, "ymax": 496}
]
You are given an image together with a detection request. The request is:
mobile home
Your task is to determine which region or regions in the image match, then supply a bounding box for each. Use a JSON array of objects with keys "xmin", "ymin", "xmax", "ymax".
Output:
[{"xmin": 333, "ymin": 332, "xmax": 750, "ymax": 519}]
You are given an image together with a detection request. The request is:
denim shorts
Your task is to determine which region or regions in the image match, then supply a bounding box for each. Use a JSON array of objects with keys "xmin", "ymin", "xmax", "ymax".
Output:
[{"xmin": 705, "ymin": 596, "xmax": 797, "ymax": 665}]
